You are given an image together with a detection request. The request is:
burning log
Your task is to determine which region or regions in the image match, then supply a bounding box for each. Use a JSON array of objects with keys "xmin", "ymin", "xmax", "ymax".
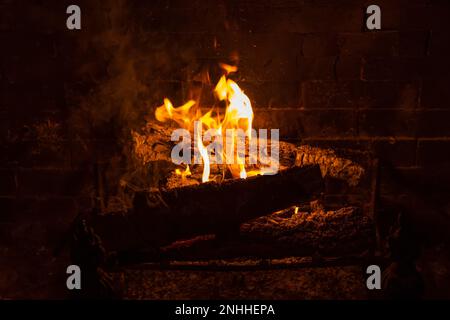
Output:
[
  {"xmin": 86, "ymin": 164, "xmax": 324, "ymax": 254},
  {"xmin": 139, "ymin": 204, "xmax": 375, "ymax": 263},
  {"xmin": 131, "ymin": 122, "xmax": 175, "ymax": 164},
  {"xmin": 163, "ymin": 140, "xmax": 298, "ymax": 189},
  {"xmin": 295, "ymin": 145, "xmax": 365, "ymax": 186},
  {"xmin": 130, "ymin": 121, "xmax": 364, "ymax": 189}
]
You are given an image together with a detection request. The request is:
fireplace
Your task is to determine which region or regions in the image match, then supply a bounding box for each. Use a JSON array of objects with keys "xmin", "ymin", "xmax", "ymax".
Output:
[{"xmin": 1, "ymin": 0, "xmax": 450, "ymax": 300}]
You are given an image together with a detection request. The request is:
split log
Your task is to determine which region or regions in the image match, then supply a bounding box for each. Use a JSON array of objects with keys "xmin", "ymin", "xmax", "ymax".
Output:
[
  {"xmin": 130, "ymin": 126, "xmax": 365, "ymax": 189},
  {"xmin": 295, "ymin": 145, "xmax": 365, "ymax": 186},
  {"xmin": 119, "ymin": 204, "xmax": 375, "ymax": 264},
  {"xmin": 128, "ymin": 120, "xmax": 365, "ymax": 189},
  {"xmin": 86, "ymin": 164, "xmax": 324, "ymax": 254}
]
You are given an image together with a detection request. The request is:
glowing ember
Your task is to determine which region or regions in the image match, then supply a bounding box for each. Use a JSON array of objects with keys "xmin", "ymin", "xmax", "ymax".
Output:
[{"xmin": 175, "ymin": 164, "xmax": 191, "ymax": 181}]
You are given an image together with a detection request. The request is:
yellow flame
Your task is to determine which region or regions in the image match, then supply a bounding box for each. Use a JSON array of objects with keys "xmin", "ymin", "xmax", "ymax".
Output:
[
  {"xmin": 154, "ymin": 64, "xmax": 256, "ymax": 183},
  {"xmin": 215, "ymin": 77, "xmax": 253, "ymax": 138},
  {"xmin": 175, "ymin": 165, "xmax": 191, "ymax": 181},
  {"xmin": 219, "ymin": 63, "xmax": 238, "ymax": 75},
  {"xmin": 155, "ymin": 98, "xmax": 196, "ymax": 128},
  {"xmin": 195, "ymin": 121, "xmax": 210, "ymax": 182}
]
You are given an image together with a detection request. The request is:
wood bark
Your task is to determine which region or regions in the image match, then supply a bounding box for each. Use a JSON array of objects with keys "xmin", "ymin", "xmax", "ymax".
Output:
[{"xmin": 87, "ymin": 164, "xmax": 324, "ymax": 253}]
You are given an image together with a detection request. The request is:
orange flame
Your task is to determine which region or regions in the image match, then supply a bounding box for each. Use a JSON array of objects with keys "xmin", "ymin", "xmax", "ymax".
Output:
[
  {"xmin": 154, "ymin": 64, "xmax": 256, "ymax": 183},
  {"xmin": 175, "ymin": 165, "xmax": 191, "ymax": 181}
]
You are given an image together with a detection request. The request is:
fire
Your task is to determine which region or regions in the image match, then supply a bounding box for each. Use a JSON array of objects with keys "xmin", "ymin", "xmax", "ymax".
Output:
[
  {"xmin": 214, "ymin": 74, "xmax": 253, "ymax": 138},
  {"xmin": 154, "ymin": 64, "xmax": 259, "ymax": 183},
  {"xmin": 155, "ymin": 98, "xmax": 196, "ymax": 128},
  {"xmin": 195, "ymin": 121, "xmax": 210, "ymax": 183},
  {"xmin": 175, "ymin": 165, "xmax": 191, "ymax": 181}
]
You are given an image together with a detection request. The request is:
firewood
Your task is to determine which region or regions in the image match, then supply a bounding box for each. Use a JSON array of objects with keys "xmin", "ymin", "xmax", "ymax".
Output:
[
  {"xmin": 86, "ymin": 164, "xmax": 324, "ymax": 253},
  {"xmin": 130, "ymin": 120, "xmax": 365, "ymax": 188},
  {"xmin": 131, "ymin": 122, "xmax": 175, "ymax": 164},
  {"xmin": 295, "ymin": 145, "xmax": 365, "ymax": 186},
  {"xmin": 143, "ymin": 204, "xmax": 374, "ymax": 262}
]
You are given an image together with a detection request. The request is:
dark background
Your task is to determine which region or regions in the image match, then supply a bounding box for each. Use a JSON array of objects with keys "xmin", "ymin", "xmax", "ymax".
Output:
[{"xmin": 1, "ymin": 0, "xmax": 450, "ymax": 298}]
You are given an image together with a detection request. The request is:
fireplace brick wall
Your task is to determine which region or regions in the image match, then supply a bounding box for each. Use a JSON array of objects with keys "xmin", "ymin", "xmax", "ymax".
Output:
[{"xmin": 1, "ymin": 0, "xmax": 450, "ymax": 297}]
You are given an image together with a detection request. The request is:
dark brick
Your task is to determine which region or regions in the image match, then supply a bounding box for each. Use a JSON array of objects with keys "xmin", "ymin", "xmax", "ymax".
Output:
[
  {"xmin": 133, "ymin": 33, "xmax": 223, "ymax": 61},
  {"xmin": 324, "ymin": 177, "xmax": 353, "ymax": 195},
  {"xmin": 358, "ymin": 109, "xmax": 417, "ymax": 137},
  {"xmin": 381, "ymin": 165, "xmax": 450, "ymax": 197},
  {"xmin": 399, "ymin": 31, "xmax": 429, "ymax": 57},
  {"xmin": 302, "ymin": 80, "xmax": 419, "ymax": 109},
  {"xmin": 302, "ymin": 81, "xmax": 358, "ymax": 109},
  {"xmin": 167, "ymin": 0, "xmax": 207, "ymax": 9},
  {"xmin": 1, "ymin": 141, "xmax": 40, "ymax": 169},
  {"xmin": 236, "ymin": 33, "xmax": 302, "ymax": 82},
  {"xmin": 417, "ymin": 110, "xmax": 450, "ymax": 137},
  {"xmin": 0, "ymin": 4, "xmax": 15, "ymax": 31},
  {"xmin": 34, "ymin": 197, "xmax": 78, "ymax": 220},
  {"xmin": 253, "ymin": 109, "xmax": 301, "ymax": 139},
  {"xmin": 0, "ymin": 32, "xmax": 59, "ymax": 62},
  {"xmin": 298, "ymin": 109, "xmax": 358, "ymax": 138},
  {"xmin": 373, "ymin": 2, "xmax": 448, "ymax": 31},
  {"xmin": 423, "ymin": 57, "xmax": 450, "ymax": 79},
  {"xmin": 2, "ymin": 54, "xmax": 64, "ymax": 86},
  {"xmin": 371, "ymin": 138, "xmax": 417, "ymax": 167},
  {"xmin": 2, "ymin": 82, "xmax": 65, "ymax": 114},
  {"xmin": 21, "ymin": 142, "xmax": 71, "ymax": 169},
  {"xmin": 68, "ymin": 139, "xmax": 93, "ymax": 169},
  {"xmin": 0, "ymin": 197, "xmax": 37, "ymax": 223},
  {"xmin": 379, "ymin": 167, "xmax": 416, "ymax": 199},
  {"xmin": 0, "ymin": 170, "xmax": 16, "ymax": 196},
  {"xmin": 363, "ymin": 81, "xmax": 419, "ymax": 109},
  {"xmin": 0, "ymin": 196, "xmax": 75, "ymax": 225},
  {"xmin": 139, "ymin": 6, "xmax": 226, "ymax": 33},
  {"xmin": 240, "ymin": 81, "xmax": 301, "ymax": 108},
  {"xmin": 299, "ymin": 57, "xmax": 335, "ymax": 81},
  {"xmin": 240, "ymin": 55, "xmax": 300, "ymax": 82},
  {"xmin": 24, "ymin": 2, "xmax": 64, "ymax": 33},
  {"xmin": 31, "ymin": 197, "xmax": 79, "ymax": 245},
  {"xmin": 429, "ymin": 31, "xmax": 450, "ymax": 56},
  {"xmin": 338, "ymin": 32, "xmax": 399, "ymax": 57},
  {"xmin": 0, "ymin": 117, "xmax": 70, "ymax": 169},
  {"xmin": 146, "ymin": 80, "xmax": 184, "ymax": 106},
  {"xmin": 303, "ymin": 34, "xmax": 338, "ymax": 57},
  {"xmin": 421, "ymin": 79, "xmax": 450, "ymax": 109},
  {"xmin": 335, "ymin": 56, "xmax": 362, "ymax": 80},
  {"xmin": 0, "ymin": 2, "xmax": 65, "ymax": 33},
  {"xmin": 236, "ymin": 4, "xmax": 363, "ymax": 33},
  {"xmin": 362, "ymin": 57, "xmax": 424, "ymax": 81},
  {"xmin": 18, "ymin": 169, "xmax": 90, "ymax": 197},
  {"xmin": 69, "ymin": 138, "xmax": 125, "ymax": 168},
  {"xmin": 237, "ymin": 32, "xmax": 302, "ymax": 63},
  {"xmin": 0, "ymin": 197, "xmax": 15, "ymax": 222},
  {"xmin": 368, "ymin": 0, "xmax": 403, "ymax": 30},
  {"xmin": 254, "ymin": 109, "xmax": 357, "ymax": 139},
  {"xmin": 400, "ymin": 4, "xmax": 450, "ymax": 31},
  {"xmin": 96, "ymin": 136, "xmax": 125, "ymax": 163},
  {"xmin": 417, "ymin": 139, "xmax": 450, "ymax": 166},
  {"xmin": 0, "ymin": 115, "xmax": 17, "ymax": 147}
]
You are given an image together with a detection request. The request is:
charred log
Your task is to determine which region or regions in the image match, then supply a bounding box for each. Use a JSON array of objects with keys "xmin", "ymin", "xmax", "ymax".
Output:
[
  {"xmin": 129, "ymin": 121, "xmax": 365, "ymax": 190},
  {"xmin": 127, "ymin": 204, "xmax": 375, "ymax": 263},
  {"xmin": 85, "ymin": 164, "xmax": 324, "ymax": 255},
  {"xmin": 295, "ymin": 145, "xmax": 365, "ymax": 186}
]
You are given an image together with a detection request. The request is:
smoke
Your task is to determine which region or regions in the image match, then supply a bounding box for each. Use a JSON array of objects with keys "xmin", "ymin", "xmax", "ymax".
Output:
[
  {"xmin": 66, "ymin": 0, "xmax": 233, "ymax": 210},
  {"xmin": 69, "ymin": 0, "xmax": 232, "ymax": 137}
]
